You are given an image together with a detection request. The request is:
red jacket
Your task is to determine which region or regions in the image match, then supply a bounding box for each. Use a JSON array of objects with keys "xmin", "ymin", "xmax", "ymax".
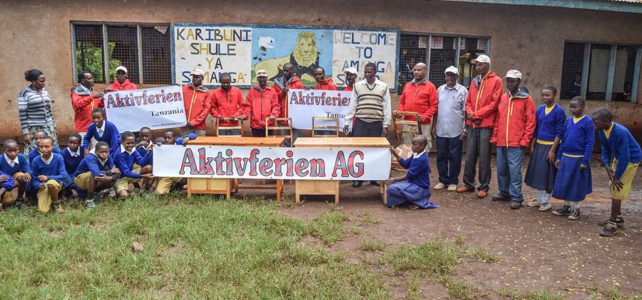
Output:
[
  {"xmin": 314, "ymin": 78, "xmax": 338, "ymax": 90},
  {"xmin": 210, "ymin": 87, "xmax": 245, "ymax": 127},
  {"xmin": 398, "ymin": 79, "xmax": 438, "ymax": 124},
  {"xmin": 244, "ymin": 85, "xmax": 280, "ymax": 129},
  {"xmin": 71, "ymin": 85, "xmax": 105, "ymax": 133},
  {"xmin": 273, "ymin": 75, "xmax": 305, "ymax": 119},
  {"xmin": 182, "ymin": 84, "xmax": 212, "ymax": 130},
  {"xmin": 491, "ymin": 90, "xmax": 536, "ymax": 147},
  {"xmin": 465, "ymin": 71, "xmax": 503, "ymax": 128},
  {"xmin": 108, "ymin": 79, "xmax": 137, "ymax": 91}
]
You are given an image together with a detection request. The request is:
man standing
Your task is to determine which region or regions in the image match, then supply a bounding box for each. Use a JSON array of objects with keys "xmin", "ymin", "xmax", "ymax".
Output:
[
  {"xmin": 106, "ymin": 66, "xmax": 137, "ymax": 92},
  {"xmin": 456, "ymin": 54, "xmax": 503, "ymax": 198},
  {"xmin": 181, "ymin": 68, "xmax": 212, "ymax": 136},
  {"xmin": 344, "ymin": 67, "xmax": 358, "ymax": 91},
  {"xmin": 210, "ymin": 73, "xmax": 246, "ymax": 136},
  {"xmin": 272, "ymin": 63, "xmax": 305, "ymax": 144},
  {"xmin": 344, "ymin": 62, "xmax": 392, "ymax": 187},
  {"xmin": 434, "ymin": 66, "xmax": 468, "ymax": 191},
  {"xmin": 313, "ymin": 67, "xmax": 338, "ymax": 90},
  {"xmin": 71, "ymin": 71, "xmax": 104, "ymax": 136},
  {"xmin": 244, "ymin": 70, "xmax": 280, "ymax": 137},
  {"xmin": 395, "ymin": 63, "xmax": 438, "ymax": 150}
]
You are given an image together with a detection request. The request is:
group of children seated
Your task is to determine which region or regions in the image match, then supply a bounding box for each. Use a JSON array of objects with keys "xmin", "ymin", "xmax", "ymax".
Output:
[{"xmin": 0, "ymin": 108, "xmax": 194, "ymax": 213}]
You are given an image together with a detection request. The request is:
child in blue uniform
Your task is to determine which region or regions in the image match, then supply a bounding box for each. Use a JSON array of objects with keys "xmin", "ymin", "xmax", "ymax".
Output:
[
  {"xmin": 28, "ymin": 130, "xmax": 61, "ymax": 163},
  {"xmin": 0, "ymin": 170, "xmax": 16, "ymax": 211},
  {"xmin": 0, "ymin": 139, "xmax": 32, "ymax": 207},
  {"xmin": 83, "ymin": 108, "xmax": 121, "ymax": 157},
  {"xmin": 136, "ymin": 127, "xmax": 153, "ymax": 158},
  {"xmin": 113, "ymin": 131, "xmax": 153, "ymax": 198},
  {"xmin": 61, "ymin": 133, "xmax": 86, "ymax": 198},
  {"xmin": 552, "ymin": 97, "xmax": 593, "ymax": 220},
  {"xmin": 525, "ymin": 86, "xmax": 566, "ymax": 211},
  {"xmin": 74, "ymin": 142, "xmax": 120, "ymax": 208},
  {"xmin": 592, "ymin": 108, "xmax": 641, "ymax": 237},
  {"xmin": 386, "ymin": 135, "xmax": 438, "ymax": 209},
  {"xmin": 30, "ymin": 136, "xmax": 68, "ymax": 213}
]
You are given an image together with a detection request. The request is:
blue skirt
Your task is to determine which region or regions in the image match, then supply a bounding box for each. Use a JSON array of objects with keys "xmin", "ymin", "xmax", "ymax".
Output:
[
  {"xmin": 552, "ymin": 155, "xmax": 592, "ymax": 202},
  {"xmin": 386, "ymin": 181, "xmax": 438, "ymax": 209},
  {"xmin": 524, "ymin": 143, "xmax": 557, "ymax": 193}
]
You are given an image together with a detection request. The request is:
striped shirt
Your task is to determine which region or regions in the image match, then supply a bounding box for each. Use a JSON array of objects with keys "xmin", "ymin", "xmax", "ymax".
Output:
[
  {"xmin": 18, "ymin": 86, "xmax": 55, "ymax": 134},
  {"xmin": 345, "ymin": 79, "xmax": 392, "ymax": 126}
]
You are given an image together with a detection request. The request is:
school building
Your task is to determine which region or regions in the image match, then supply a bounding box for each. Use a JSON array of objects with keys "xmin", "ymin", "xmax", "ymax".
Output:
[{"xmin": 1, "ymin": 0, "xmax": 641, "ymax": 140}]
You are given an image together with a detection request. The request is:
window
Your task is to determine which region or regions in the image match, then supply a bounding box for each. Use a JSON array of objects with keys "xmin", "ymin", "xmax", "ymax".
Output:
[
  {"xmin": 398, "ymin": 34, "xmax": 489, "ymax": 92},
  {"xmin": 561, "ymin": 42, "xmax": 641, "ymax": 102},
  {"xmin": 72, "ymin": 23, "xmax": 171, "ymax": 85}
]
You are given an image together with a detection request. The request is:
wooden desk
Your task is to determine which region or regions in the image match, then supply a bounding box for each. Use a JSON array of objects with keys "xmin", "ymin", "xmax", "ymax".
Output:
[
  {"xmin": 293, "ymin": 137, "xmax": 390, "ymax": 204},
  {"xmin": 186, "ymin": 137, "xmax": 285, "ymax": 201}
]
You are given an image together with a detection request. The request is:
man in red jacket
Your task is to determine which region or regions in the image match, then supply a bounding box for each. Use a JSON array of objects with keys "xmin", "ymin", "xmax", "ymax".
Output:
[
  {"xmin": 313, "ymin": 67, "xmax": 338, "ymax": 90},
  {"xmin": 71, "ymin": 71, "xmax": 105, "ymax": 136},
  {"xmin": 395, "ymin": 63, "xmax": 438, "ymax": 150},
  {"xmin": 106, "ymin": 66, "xmax": 137, "ymax": 92},
  {"xmin": 182, "ymin": 68, "xmax": 212, "ymax": 136},
  {"xmin": 272, "ymin": 63, "xmax": 305, "ymax": 145},
  {"xmin": 210, "ymin": 73, "xmax": 246, "ymax": 136},
  {"xmin": 457, "ymin": 54, "xmax": 503, "ymax": 198},
  {"xmin": 244, "ymin": 70, "xmax": 280, "ymax": 137},
  {"xmin": 490, "ymin": 70, "xmax": 536, "ymax": 209}
]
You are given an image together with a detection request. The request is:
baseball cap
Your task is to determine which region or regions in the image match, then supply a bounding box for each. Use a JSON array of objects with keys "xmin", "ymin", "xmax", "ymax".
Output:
[
  {"xmin": 506, "ymin": 70, "xmax": 522, "ymax": 79},
  {"xmin": 191, "ymin": 68, "xmax": 205, "ymax": 76},
  {"xmin": 471, "ymin": 54, "xmax": 491, "ymax": 64},
  {"xmin": 344, "ymin": 67, "xmax": 358, "ymax": 75},
  {"xmin": 256, "ymin": 69, "xmax": 268, "ymax": 77},
  {"xmin": 444, "ymin": 66, "xmax": 459, "ymax": 75},
  {"xmin": 115, "ymin": 66, "xmax": 128, "ymax": 74}
]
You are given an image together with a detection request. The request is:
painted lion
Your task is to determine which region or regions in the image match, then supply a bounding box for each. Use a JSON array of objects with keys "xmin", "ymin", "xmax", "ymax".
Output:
[{"xmin": 253, "ymin": 31, "xmax": 321, "ymax": 85}]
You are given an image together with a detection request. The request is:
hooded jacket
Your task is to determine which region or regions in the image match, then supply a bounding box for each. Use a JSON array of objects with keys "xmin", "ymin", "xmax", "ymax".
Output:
[
  {"xmin": 243, "ymin": 85, "xmax": 280, "ymax": 129},
  {"xmin": 465, "ymin": 71, "xmax": 503, "ymax": 128},
  {"xmin": 71, "ymin": 85, "xmax": 105, "ymax": 133},
  {"xmin": 210, "ymin": 86, "xmax": 245, "ymax": 127},
  {"xmin": 182, "ymin": 84, "xmax": 212, "ymax": 130},
  {"xmin": 490, "ymin": 89, "xmax": 536, "ymax": 147},
  {"xmin": 398, "ymin": 78, "xmax": 438, "ymax": 124}
]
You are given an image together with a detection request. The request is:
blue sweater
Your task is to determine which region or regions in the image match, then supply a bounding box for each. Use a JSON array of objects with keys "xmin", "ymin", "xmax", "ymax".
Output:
[
  {"xmin": 0, "ymin": 153, "xmax": 32, "ymax": 176},
  {"xmin": 28, "ymin": 146, "xmax": 61, "ymax": 164},
  {"xmin": 113, "ymin": 146, "xmax": 150, "ymax": 179},
  {"xmin": 30, "ymin": 153, "xmax": 68, "ymax": 189},
  {"xmin": 599, "ymin": 122, "xmax": 642, "ymax": 180},
  {"xmin": 0, "ymin": 170, "xmax": 15, "ymax": 190},
  {"xmin": 534, "ymin": 104, "xmax": 566, "ymax": 142},
  {"xmin": 61, "ymin": 146, "xmax": 86, "ymax": 176},
  {"xmin": 73, "ymin": 153, "xmax": 116, "ymax": 178},
  {"xmin": 398, "ymin": 152, "xmax": 430, "ymax": 189},
  {"xmin": 83, "ymin": 121, "xmax": 122, "ymax": 157},
  {"xmin": 557, "ymin": 115, "xmax": 594, "ymax": 165}
]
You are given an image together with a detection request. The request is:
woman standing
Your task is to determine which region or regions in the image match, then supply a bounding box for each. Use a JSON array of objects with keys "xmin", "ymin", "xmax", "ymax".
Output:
[{"xmin": 18, "ymin": 69, "xmax": 59, "ymax": 154}]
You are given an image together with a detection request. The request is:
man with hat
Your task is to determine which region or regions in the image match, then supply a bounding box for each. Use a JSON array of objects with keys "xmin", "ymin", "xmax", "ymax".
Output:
[
  {"xmin": 181, "ymin": 68, "xmax": 212, "ymax": 136},
  {"xmin": 457, "ymin": 54, "xmax": 503, "ymax": 198},
  {"xmin": 490, "ymin": 69, "xmax": 536, "ymax": 209},
  {"xmin": 343, "ymin": 67, "xmax": 358, "ymax": 91},
  {"xmin": 433, "ymin": 66, "xmax": 468, "ymax": 191},
  {"xmin": 107, "ymin": 66, "xmax": 137, "ymax": 92},
  {"xmin": 244, "ymin": 69, "xmax": 280, "ymax": 137}
]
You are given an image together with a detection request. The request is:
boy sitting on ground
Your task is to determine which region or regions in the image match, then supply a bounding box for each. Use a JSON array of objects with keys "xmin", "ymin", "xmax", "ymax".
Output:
[
  {"xmin": 30, "ymin": 136, "xmax": 68, "ymax": 213},
  {"xmin": 113, "ymin": 131, "xmax": 153, "ymax": 198},
  {"xmin": 73, "ymin": 142, "xmax": 120, "ymax": 208}
]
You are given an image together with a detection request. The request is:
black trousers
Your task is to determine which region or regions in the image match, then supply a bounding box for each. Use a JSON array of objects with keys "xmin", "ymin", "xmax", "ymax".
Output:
[
  {"xmin": 462, "ymin": 127, "xmax": 493, "ymax": 191},
  {"xmin": 353, "ymin": 118, "xmax": 383, "ymax": 137}
]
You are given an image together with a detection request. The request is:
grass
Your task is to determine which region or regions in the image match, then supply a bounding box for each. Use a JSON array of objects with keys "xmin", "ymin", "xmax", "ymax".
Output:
[
  {"xmin": 359, "ymin": 239, "xmax": 387, "ymax": 252},
  {"xmin": 499, "ymin": 288, "xmax": 567, "ymax": 300},
  {"xmin": 444, "ymin": 278, "xmax": 482, "ymax": 300},
  {"xmin": 308, "ymin": 211, "xmax": 350, "ymax": 245},
  {"xmin": 0, "ymin": 195, "xmax": 388, "ymax": 298},
  {"xmin": 471, "ymin": 247, "xmax": 500, "ymax": 263},
  {"xmin": 381, "ymin": 239, "xmax": 466, "ymax": 278}
]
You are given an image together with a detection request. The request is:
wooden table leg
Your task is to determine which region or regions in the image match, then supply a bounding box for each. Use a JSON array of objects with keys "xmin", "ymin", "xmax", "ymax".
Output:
[
  {"xmin": 334, "ymin": 181, "xmax": 340, "ymax": 205},
  {"xmin": 187, "ymin": 178, "xmax": 192, "ymax": 198},
  {"xmin": 276, "ymin": 179, "xmax": 283, "ymax": 203},
  {"xmin": 380, "ymin": 182, "xmax": 387, "ymax": 205}
]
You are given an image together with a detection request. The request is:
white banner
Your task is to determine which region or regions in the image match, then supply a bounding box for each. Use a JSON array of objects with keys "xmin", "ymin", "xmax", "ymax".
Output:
[
  {"xmin": 153, "ymin": 145, "xmax": 391, "ymax": 180},
  {"xmin": 104, "ymin": 86, "xmax": 187, "ymax": 132},
  {"xmin": 287, "ymin": 89, "xmax": 352, "ymax": 130}
]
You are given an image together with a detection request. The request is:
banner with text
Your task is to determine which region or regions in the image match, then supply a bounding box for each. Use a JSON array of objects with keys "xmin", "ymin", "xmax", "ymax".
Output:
[
  {"xmin": 105, "ymin": 86, "xmax": 187, "ymax": 132},
  {"xmin": 153, "ymin": 145, "xmax": 391, "ymax": 180},
  {"xmin": 287, "ymin": 89, "xmax": 352, "ymax": 130}
]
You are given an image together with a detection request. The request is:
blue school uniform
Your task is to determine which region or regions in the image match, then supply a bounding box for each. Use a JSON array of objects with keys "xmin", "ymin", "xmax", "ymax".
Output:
[
  {"xmin": 0, "ymin": 170, "xmax": 15, "ymax": 191},
  {"xmin": 113, "ymin": 145, "xmax": 151, "ymax": 179},
  {"xmin": 525, "ymin": 104, "xmax": 566, "ymax": 193},
  {"xmin": 28, "ymin": 146, "xmax": 61, "ymax": 164},
  {"xmin": 599, "ymin": 122, "xmax": 641, "ymax": 180},
  {"xmin": 386, "ymin": 151, "xmax": 438, "ymax": 209},
  {"xmin": 62, "ymin": 146, "xmax": 86, "ymax": 176},
  {"xmin": 0, "ymin": 153, "xmax": 32, "ymax": 176},
  {"xmin": 73, "ymin": 153, "xmax": 116, "ymax": 178},
  {"xmin": 29, "ymin": 153, "xmax": 68, "ymax": 191},
  {"xmin": 83, "ymin": 121, "xmax": 121, "ymax": 156},
  {"xmin": 552, "ymin": 115, "xmax": 593, "ymax": 201}
]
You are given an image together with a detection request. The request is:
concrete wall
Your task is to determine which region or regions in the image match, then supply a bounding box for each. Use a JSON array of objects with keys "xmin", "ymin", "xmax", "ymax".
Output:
[{"xmin": 1, "ymin": 0, "xmax": 641, "ymax": 140}]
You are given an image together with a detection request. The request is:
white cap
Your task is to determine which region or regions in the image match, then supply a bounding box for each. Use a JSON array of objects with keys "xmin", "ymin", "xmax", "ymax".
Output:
[
  {"xmin": 444, "ymin": 66, "xmax": 459, "ymax": 75},
  {"xmin": 115, "ymin": 66, "xmax": 128, "ymax": 74},
  {"xmin": 256, "ymin": 69, "xmax": 268, "ymax": 77},
  {"xmin": 191, "ymin": 68, "xmax": 205, "ymax": 76},
  {"xmin": 506, "ymin": 70, "xmax": 522, "ymax": 79},
  {"xmin": 344, "ymin": 67, "xmax": 358, "ymax": 75},
  {"xmin": 471, "ymin": 54, "xmax": 491, "ymax": 64}
]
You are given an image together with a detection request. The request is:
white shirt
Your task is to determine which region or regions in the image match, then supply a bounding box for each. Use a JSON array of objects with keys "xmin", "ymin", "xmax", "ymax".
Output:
[
  {"xmin": 41, "ymin": 154, "xmax": 54, "ymax": 165},
  {"xmin": 120, "ymin": 145, "xmax": 135, "ymax": 155},
  {"xmin": 97, "ymin": 122, "xmax": 106, "ymax": 137},
  {"xmin": 67, "ymin": 147, "xmax": 81, "ymax": 158},
  {"xmin": 412, "ymin": 150, "xmax": 427, "ymax": 159},
  {"xmin": 4, "ymin": 154, "xmax": 18, "ymax": 168},
  {"xmin": 436, "ymin": 83, "xmax": 468, "ymax": 138},
  {"xmin": 344, "ymin": 79, "xmax": 392, "ymax": 127}
]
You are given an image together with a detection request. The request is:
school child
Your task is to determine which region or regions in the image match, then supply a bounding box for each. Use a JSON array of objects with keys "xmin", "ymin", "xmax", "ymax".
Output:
[
  {"xmin": 82, "ymin": 108, "xmax": 121, "ymax": 157},
  {"xmin": 30, "ymin": 136, "xmax": 68, "ymax": 213},
  {"xmin": 489, "ymin": 70, "xmax": 536, "ymax": 209},
  {"xmin": 592, "ymin": 108, "xmax": 641, "ymax": 237},
  {"xmin": 386, "ymin": 135, "xmax": 438, "ymax": 209},
  {"xmin": 113, "ymin": 131, "xmax": 153, "ymax": 198},
  {"xmin": 152, "ymin": 135, "xmax": 188, "ymax": 195},
  {"xmin": 61, "ymin": 133, "xmax": 86, "ymax": 197},
  {"xmin": 0, "ymin": 170, "xmax": 16, "ymax": 211},
  {"xmin": 524, "ymin": 86, "xmax": 566, "ymax": 211},
  {"xmin": 0, "ymin": 139, "xmax": 33, "ymax": 206},
  {"xmin": 28, "ymin": 130, "xmax": 61, "ymax": 163},
  {"xmin": 136, "ymin": 127, "xmax": 153, "ymax": 157},
  {"xmin": 164, "ymin": 130, "xmax": 178, "ymax": 145},
  {"xmin": 73, "ymin": 142, "xmax": 120, "ymax": 208},
  {"xmin": 552, "ymin": 97, "xmax": 594, "ymax": 220}
]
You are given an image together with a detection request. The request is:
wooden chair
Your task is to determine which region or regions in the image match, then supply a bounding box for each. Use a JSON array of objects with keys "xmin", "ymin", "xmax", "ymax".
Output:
[
  {"xmin": 216, "ymin": 118, "xmax": 243, "ymax": 137},
  {"xmin": 392, "ymin": 111, "xmax": 422, "ymax": 147},
  {"xmin": 311, "ymin": 116, "xmax": 339, "ymax": 137},
  {"xmin": 265, "ymin": 117, "xmax": 293, "ymax": 142}
]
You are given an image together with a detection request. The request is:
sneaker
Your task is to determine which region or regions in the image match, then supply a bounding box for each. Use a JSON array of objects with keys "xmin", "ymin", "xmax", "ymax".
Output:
[
  {"xmin": 599, "ymin": 221, "xmax": 618, "ymax": 237},
  {"xmin": 54, "ymin": 203, "xmax": 64, "ymax": 213},
  {"xmin": 433, "ymin": 182, "xmax": 446, "ymax": 190},
  {"xmin": 552, "ymin": 205, "xmax": 571, "ymax": 216},
  {"xmin": 447, "ymin": 184, "xmax": 457, "ymax": 191},
  {"xmin": 408, "ymin": 204, "xmax": 420, "ymax": 210},
  {"xmin": 526, "ymin": 199, "xmax": 541, "ymax": 207},
  {"xmin": 510, "ymin": 201, "xmax": 522, "ymax": 209},
  {"xmin": 352, "ymin": 181, "xmax": 362, "ymax": 188},
  {"xmin": 86, "ymin": 200, "xmax": 96, "ymax": 209},
  {"xmin": 476, "ymin": 190, "xmax": 488, "ymax": 198},
  {"xmin": 491, "ymin": 194, "xmax": 510, "ymax": 201},
  {"xmin": 538, "ymin": 203, "xmax": 552, "ymax": 211},
  {"xmin": 369, "ymin": 181, "xmax": 381, "ymax": 186},
  {"xmin": 598, "ymin": 217, "xmax": 624, "ymax": 227},
  {"xmin": 456, "ymin": 186, "xmax": 473, "ymax": 193},
  {"xmin": 16, "ymin": 198, "xmax": 25, "ymax": 209},
  {"xmin": 568, "ymin": 208, "xmax": 581, "ymax": 220}
]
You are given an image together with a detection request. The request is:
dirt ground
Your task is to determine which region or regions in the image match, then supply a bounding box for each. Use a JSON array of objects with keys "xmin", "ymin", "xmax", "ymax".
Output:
[{"xmin": 237, "ymin": 154, "xmax": 642, "ymax": 299}]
